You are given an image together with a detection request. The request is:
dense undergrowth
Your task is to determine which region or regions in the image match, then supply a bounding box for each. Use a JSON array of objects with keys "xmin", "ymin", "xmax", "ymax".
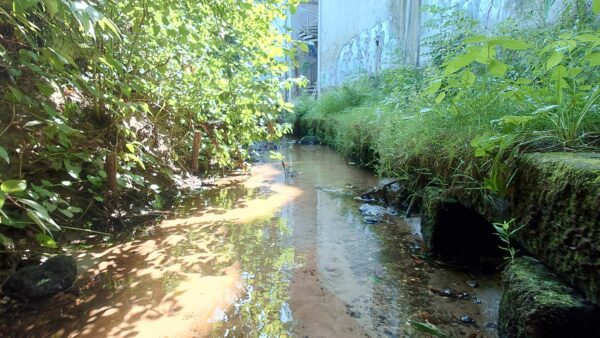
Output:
[
  {"xmin": 0, "ymin": 0, "xmax": 302, "ymax": 250},
  {"xmin": 295, "ymin": 3, "xmax": 600, "ymax": 206}
]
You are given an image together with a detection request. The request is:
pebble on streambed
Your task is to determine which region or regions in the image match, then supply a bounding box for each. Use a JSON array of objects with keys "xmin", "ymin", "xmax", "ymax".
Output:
[{"xmin": 460, "ymin": 315, "xmax": 475, "ymax": 324}]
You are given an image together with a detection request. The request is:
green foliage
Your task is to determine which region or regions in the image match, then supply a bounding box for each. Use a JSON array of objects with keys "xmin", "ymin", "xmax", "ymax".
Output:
[
  {"xmin": 0, "ymin": 0, "xmax": 300, "ymax": 248},
  {"xmin": 296, "ymin": 4, "xmax": 600, "ymax": 207}
]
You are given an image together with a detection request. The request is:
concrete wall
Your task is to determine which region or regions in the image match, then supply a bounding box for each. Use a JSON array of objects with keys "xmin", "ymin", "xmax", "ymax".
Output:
[
  {"xmin": 319, "ymin": 0, "xmax": 421, "ymax": 88},
  {"xmin": 319, "ymin": 0, "xmax": 569, "ymax": 89}
]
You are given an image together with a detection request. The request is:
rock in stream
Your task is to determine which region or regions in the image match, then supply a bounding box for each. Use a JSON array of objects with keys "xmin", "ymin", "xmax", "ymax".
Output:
[{"xmin": 2, "ymin": 255, "xmax": 77, "ymax": 301}]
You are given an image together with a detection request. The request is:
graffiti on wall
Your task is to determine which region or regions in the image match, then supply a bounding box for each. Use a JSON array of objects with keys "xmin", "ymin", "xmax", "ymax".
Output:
[{"xmin": 330, "ymin": 18, "xmax": 398, "ymax": 85}]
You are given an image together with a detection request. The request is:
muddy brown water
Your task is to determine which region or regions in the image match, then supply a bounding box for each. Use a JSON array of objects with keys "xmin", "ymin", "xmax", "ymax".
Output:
[{"xmin": 0, "ymin": 143, "xmax": 501, "ymax": 337}]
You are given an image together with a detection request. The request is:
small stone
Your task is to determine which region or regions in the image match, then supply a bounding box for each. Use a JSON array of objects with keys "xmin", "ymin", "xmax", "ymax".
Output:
[
  {"xmin": 325, "ymin": 265, "xmax": 337, "ymax": 272},
  {"xmin": 461, "ymin": 315, "xmax": 475, "ymax": 324},
  {"xmin": 465, "ymin": 280, "xmax": 479, "ymax": 288},
  {"xmin": 442, "ymin": 288, "xmax": 453, "ymax": 297}
]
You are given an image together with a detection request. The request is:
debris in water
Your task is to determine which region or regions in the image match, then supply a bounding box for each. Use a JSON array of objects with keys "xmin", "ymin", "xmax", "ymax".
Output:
[
  {"xmin": 460, "ymin": 315, "xmax": 475, "ymax": 324},
  {"xmin": 442, "ymin": 288, "xmax": 453, "ymax": 297},
  {"xmin": 363, "ymin": 216, "xmax": 382, "ymax": 224},
  {"xmin": 457, "ymin": 292, "xmax": 470, "ymax": 300},
  {"xmin": 465, "ymin": 280, "xmax": 479, "ymax": 288},
  {"xmin": 411, "ymin": 321, "xmax": 449, "ymax": 337}
]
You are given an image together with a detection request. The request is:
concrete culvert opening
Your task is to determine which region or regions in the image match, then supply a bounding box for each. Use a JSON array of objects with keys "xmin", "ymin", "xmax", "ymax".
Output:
[{"xmin": 423, "ymin": 200, "xmax": 503, "ymax": 270}]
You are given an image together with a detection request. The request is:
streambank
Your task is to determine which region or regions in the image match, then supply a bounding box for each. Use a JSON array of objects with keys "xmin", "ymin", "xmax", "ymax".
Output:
[{"xmin": 295, "ymin": 116, "xmax": 600, "ymax": 336}]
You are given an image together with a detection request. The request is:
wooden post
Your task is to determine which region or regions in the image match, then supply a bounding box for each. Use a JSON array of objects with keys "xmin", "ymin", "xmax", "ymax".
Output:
[
  {"xmin": 191, "ymin": 131, "xmax": 201, "ymax": 173},
  {"xmin": 106, "ymin": 151, "xmax": 118, "ymax": 195}
]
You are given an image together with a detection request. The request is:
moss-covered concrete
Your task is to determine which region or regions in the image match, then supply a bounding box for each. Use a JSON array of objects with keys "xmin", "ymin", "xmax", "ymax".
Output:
[
  {"xmin": 499, "ymin": 257, "xmax": 600, "ymax": 338},
  {"xmin": 510, "ymin": 152, "xmax": 600, "ymax": 305}
]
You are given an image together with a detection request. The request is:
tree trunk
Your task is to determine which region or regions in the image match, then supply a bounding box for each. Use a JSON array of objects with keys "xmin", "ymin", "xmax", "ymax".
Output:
[
  {"xmin": 191, "ymin": 131, "xmax": 202, "ymax": 173},
  {"xmin": 106, "ymin": 152, "xmax": 118, "ymax": 195}
]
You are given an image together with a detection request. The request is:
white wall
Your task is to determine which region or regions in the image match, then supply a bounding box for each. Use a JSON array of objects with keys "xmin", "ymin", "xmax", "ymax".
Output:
[{"xmin": 319, "ymin": 0, "xmax": 570, "ymax": 90}]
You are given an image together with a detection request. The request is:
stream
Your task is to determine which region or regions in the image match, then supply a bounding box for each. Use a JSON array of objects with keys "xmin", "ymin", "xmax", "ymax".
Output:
[{"xmin": 0, "ymin": 142, "xmax": 501, "ymax": 337}]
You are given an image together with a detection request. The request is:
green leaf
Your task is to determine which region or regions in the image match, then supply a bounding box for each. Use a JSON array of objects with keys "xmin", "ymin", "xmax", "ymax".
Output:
[
  {"xmin": 67, "ymin": 206, "xmax": 83, "ymax": 213},
  {"xmin": 13, "ymin": 0, "xmax": 40, "ymax": 14},
  {"xmin": 124, "ymin": 153, "xmax": 145, "ymax": 170},
  {"xmin": 64, "ymin": 159, "xmax": 81, "ymax": 179},
  {"xmin": 462, "ymin": 71, "xmax": 476, "ymax": 84},
  {"xmin": 550, "ymin": 65, "xmax": 568, "ymax": 80},
  {"xmin": 594, "ymin": 0, "xmax": 600, "ymax": 15},
  {"xmin": 34, "ymin": 233, "xmax": 58, "ymax": 248},
  {"xmin": 575, "ymin": 34, "xmax": 600, "ymax": 43},
  {"xmin": 423, "ymin": 80, "xmax": 442, "ymax": 96},
  {"xmin": 546, "ymin": 52, "xmax": 564, "ymax": 70},
  {"xmin": 1, "ymin": 180, "xmax": 27, "ymax": 193},
  {"xmin": 444, "ymin": 50, "xmax": 478, "ymax": 76},
  {"xmin": 0, "ymin": 191, "xmax": 5, "ymax": 209},
  {"xmin": 501, "ymin": 115, "xmax": 534, "ymax": 126},
  {"xmin": 43, "ymin": 201, "xmax": 57, "ymax": 212},
  {"xmin": 27, "ymin": 210, "xmax": 51, "ymax": 233},
  {"xmin": 0, "ymin": 146, "xmax": 9, "ymax": 164},
  {"xmin": 20, "ymin": 199, "xmax": 60, "ymax": 231},
  {"xmin": 489, "ymin": 59, "xmax": 508, "ymax": 77},
  {"xmin": 42, "ymin": 0, "xmax": 59, "ymax": 16},
  {"xmin": 585, "ymin": 53, "xmax": 600, "ymax": 67},
  {"xmin": 59, "ymin": 209, "xmax": 74, "ymax": 218},
  {"xmin": 269, "ymin": 151, "xmax": 284, "ymax": 161},
  {"xmin": 492, "ymin": 38, "xmax": 530, "ymax": 51},
  {"xmin": 8, "ymin": 86, "xmax": 26, "ymax": 103},
  {"xmin": 435, "ymin": 92, "xmax": 446, "ymax": 103}
]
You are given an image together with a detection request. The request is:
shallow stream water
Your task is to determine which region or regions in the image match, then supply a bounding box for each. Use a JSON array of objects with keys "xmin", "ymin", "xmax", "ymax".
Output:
[{"xmin": 0, "ymin": 143, "xmax": 501, "ymax": 337}]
